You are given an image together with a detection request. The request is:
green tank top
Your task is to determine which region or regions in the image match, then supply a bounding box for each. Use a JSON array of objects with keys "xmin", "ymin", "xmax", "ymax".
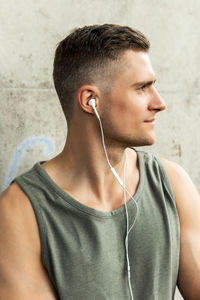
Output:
[{"xmin": 14, "ymin": 149, "xmax": 180, "ymax": 300}]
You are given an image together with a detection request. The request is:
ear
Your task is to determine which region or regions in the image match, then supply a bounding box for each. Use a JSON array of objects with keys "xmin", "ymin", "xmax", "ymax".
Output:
[{"xmin": 77, "ymin": 85, "xmax": 100, "ymax": 115}]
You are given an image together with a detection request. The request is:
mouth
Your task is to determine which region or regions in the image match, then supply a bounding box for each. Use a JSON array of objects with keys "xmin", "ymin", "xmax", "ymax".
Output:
[{"xmin": 144, "ymin": 118, "xmax": 155, "ymax": 125}]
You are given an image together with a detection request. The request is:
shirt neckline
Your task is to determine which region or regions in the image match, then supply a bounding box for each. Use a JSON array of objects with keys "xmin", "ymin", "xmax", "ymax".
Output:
[{"xmin": 34, "ymin": 148, "xmax": 144, "ymax": 218}]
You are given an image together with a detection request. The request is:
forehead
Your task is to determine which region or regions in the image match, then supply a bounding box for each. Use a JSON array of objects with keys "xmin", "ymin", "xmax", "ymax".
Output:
[{"xmin": 118, "ymin": 50, "xmax": 155, "ymax": 82}]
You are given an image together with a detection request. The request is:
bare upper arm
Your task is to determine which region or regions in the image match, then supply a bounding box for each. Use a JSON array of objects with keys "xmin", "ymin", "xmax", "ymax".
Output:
[
  {"xmin": 0, "ymin": 182, "xmax": 58, "ymax": 299},
  {"xmin": 161, "ymin": 158, "xmax": 200, "ymax": 300}
]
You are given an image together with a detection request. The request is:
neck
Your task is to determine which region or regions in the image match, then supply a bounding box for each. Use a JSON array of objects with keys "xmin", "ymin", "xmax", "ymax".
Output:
[
  {"xmin": 57, "ymin": 129, "xmax": 129, "ymax": 191},
  {"xmin": 42, "ymin": 116, "xmax": 139, "ymax": 211}
]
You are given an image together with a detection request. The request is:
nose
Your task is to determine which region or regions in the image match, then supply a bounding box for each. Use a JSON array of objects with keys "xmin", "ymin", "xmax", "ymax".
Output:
[{"xmin": 149, "ymin": 87, "xmax": 166, "ymax": 112}]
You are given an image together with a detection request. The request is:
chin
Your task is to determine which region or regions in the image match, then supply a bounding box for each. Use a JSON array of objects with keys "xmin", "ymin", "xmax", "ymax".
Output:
[
  {"xmin": 133, "ymin": 141, "xmax": 155, "ymax": 147},
  {"xmin": 108, "ymin": 132, "xmax": 156, "ymax": 148},
  {"xmin": 129, "ymin": 136, "xmax": 156, "ymax": 147}
]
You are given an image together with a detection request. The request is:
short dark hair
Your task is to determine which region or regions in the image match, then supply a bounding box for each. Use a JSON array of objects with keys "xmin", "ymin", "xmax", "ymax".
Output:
[{"xmin": 53, "ymin": 24, "xmax": 150, "ymax": 123}]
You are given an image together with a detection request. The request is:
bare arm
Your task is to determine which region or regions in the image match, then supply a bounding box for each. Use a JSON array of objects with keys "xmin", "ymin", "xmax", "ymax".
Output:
[
  {"xmin": 161, "ymin": 158, "xmax": 200, "ymax": 300},
  {"xmin": 0, "ymin": 183, "xmax": 58, "ymax": 299}
]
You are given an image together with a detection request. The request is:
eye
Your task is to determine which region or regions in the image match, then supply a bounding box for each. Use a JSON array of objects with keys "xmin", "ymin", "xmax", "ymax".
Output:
[{"xmin": 138, "ymin": 85, "xmax": 146, "ymax": 91}]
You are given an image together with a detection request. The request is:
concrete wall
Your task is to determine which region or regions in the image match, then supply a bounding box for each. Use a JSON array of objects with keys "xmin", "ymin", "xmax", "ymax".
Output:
[{"xmin": 1, "ymin": 1, "xmax": 200, "ymax": 299}]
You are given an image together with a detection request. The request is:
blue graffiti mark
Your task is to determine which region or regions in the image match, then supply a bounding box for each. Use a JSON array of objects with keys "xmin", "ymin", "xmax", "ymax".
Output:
[{"xmin": 4, "ymin": 136, "xmax": 55, "ymax": 189}]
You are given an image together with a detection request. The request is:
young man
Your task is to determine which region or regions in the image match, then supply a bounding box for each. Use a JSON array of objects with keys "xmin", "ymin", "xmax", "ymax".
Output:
[{"xmin": 0, "ymin": 24, "xmax": 200, "ymax": 300}]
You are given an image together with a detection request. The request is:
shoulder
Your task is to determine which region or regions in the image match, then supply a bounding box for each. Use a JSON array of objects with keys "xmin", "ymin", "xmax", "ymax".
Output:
[
  {"xmin": 0, "ymin": 182, "xmax": 39, "ymax": 239},
  {"xmin": 160, "ymin": 159, "xmax": 200, "ymax": 298},
  {"xmin": 0, "ymin": 182, "xmax": 35, "ymax": 234},
  {"xmin": 160, "ymin": 157, "xmax": 198, "ymax": 198},
  {"xmin": 160, "ymin": 157, "xmax": 187, "ymax": 177},
  {"xmin": 1, "ymin": 181, "xmax": 34, "ymax": 214},
  {"xmin": 160, "ymin": 158, "xmax": 200, "ymax": 227},
  {"xmin": 0, "ymin": 182, "xmax": 41, "ymax": 270},
  {"xmin": 0, "ymin": 183, "xmax": 58, "ymax": 298}
]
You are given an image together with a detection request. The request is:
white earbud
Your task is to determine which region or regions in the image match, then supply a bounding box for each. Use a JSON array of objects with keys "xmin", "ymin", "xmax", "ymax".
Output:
[
  {"xmin": 88, "ymin": 98, "xmax": 100, "ymax": 120},
  {"xmin": 88, "ymin": 98, "xmax": 96, "ymax": 108}
]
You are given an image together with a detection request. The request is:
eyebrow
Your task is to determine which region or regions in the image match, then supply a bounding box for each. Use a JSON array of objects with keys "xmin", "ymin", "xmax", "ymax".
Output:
[{"xmin": 133, "ymin": 79, "xmax": 156, "ymax": 88}]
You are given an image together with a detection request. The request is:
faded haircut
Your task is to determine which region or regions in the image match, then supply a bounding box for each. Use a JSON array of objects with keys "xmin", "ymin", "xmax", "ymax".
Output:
[{"xmin": 53, "ymin": 24, "xmax": 150, "ymax": 123}]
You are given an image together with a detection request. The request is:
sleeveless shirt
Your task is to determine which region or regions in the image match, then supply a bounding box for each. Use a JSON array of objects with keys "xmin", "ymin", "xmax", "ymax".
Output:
[{"xmin": 14, "ymin": 149, "xmax": 180, "ymax": 300}]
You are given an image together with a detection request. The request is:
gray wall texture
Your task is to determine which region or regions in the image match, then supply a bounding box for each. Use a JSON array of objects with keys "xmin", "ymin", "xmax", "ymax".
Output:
[{"xmin": 1, "ymin": 1, "xmax": 200, "ymax": 299}]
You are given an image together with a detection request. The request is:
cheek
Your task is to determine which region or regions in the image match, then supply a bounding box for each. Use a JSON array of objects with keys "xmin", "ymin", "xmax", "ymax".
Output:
[
  {"xmin": 102, "ymin": 90, "xmax": 146, "ymax": 126},
  {"xmin": 114, "ymin": 95, "xmax": 144, "ymax": 121},
  {"xmin": 108, "ymin": 103, "xmax": 139, "ymax": 131}
]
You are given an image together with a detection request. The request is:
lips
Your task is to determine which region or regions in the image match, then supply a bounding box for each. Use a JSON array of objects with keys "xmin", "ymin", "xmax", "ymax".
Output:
[{"xmin": 144, "ymin": 118, "xmax": 155, "ymax": 123}]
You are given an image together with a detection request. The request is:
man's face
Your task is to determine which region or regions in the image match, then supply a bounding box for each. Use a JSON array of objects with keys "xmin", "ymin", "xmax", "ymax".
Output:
[{"xmin": 100, "ymin": 50, "xmax": 166, "ymax": 147}]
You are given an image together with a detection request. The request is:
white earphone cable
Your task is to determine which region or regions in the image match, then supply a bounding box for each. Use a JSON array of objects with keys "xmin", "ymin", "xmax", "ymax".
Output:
[
  {"xmin": 91, "ymin": 103, "xmax": 139, "ymax": 300},
  {"xmin": 123, "ymin": 152, "xmax": 134, "ymax": 300}
]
